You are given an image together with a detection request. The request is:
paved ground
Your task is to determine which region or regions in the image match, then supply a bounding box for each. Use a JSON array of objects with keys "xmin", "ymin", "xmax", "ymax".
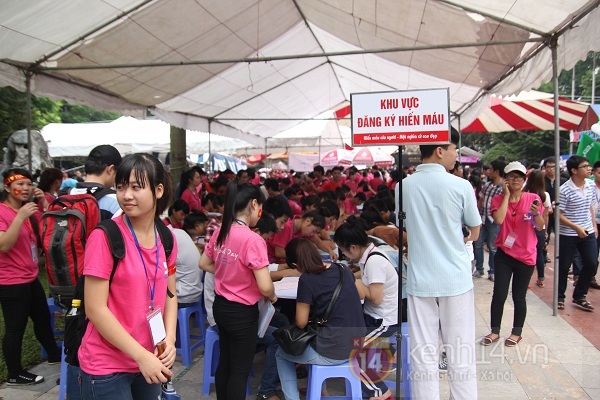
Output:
[{"xmin": 2, "ymin": 251, "xmax": 600, "ymax": 399}]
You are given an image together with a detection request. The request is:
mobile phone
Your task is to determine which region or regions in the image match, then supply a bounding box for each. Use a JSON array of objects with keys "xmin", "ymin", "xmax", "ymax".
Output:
[
  {"xmin": 462, "ymin": 226, "xmax": 470, "ymax": 237},
  {"xmin": 533, "ymin": 199, "xmax": 539, "ymax": 206}
]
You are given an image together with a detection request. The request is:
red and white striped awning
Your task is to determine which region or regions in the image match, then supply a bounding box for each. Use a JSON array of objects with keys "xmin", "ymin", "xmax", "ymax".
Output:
[{"xmin": 463, "ymin": 91, "xmax": 588, "ymax": 133}]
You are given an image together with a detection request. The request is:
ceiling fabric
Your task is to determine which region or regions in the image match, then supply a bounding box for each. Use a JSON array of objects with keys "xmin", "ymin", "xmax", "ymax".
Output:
[{"xmin": 1, "ymin": 0, "xmax": 599, "ymax": 143}]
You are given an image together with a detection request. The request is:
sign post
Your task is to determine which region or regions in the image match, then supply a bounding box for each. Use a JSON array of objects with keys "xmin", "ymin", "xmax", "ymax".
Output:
[{"xmin": 350, "ymin": 88, "xmax": 451, "ymax": 400}]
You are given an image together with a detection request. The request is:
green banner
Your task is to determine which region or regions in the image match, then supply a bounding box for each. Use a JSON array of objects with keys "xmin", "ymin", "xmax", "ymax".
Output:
[{"xmin": 577, "ymin": 133, "xmax": 600, "ymax": 165}]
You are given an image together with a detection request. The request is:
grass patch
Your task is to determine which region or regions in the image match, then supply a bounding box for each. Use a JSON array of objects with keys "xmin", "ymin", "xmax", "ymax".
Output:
[{"xmin": 0, "ymin": 266, "xmax": 63, "ymax": 383}]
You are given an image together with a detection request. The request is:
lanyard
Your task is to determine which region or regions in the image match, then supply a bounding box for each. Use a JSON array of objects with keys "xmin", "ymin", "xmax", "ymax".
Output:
[
  {"xmin": 509, "ymin": 195, "xmax": 523, "ymax": 232},
  {"xmin": 235, "ymin": 219, "xmax": 248, "ymax": 226},
  {"xmin": 125, "ymin": 216, "xmax": 159, "ymax": 310}
]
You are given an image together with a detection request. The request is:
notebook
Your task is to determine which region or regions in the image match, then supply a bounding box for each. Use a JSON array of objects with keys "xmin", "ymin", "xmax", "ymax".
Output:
[{"xmin": 257, "ymin": 298, "xmax": 275, "ymax": 338}]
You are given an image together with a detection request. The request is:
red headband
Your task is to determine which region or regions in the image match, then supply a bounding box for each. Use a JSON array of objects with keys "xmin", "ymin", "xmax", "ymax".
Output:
[{"xmin": 4, "ymin": 174, "xmax": 27, "ymax": 186}]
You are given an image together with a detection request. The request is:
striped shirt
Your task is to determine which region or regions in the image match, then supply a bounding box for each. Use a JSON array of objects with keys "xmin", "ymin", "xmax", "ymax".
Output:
[
  {"xmin": 559, "ymin": 178, "xmax": 597, "ymax": 236},
  {"xmin": 479, "ymin": 180, "xmax": 503, "ymax": 219}
]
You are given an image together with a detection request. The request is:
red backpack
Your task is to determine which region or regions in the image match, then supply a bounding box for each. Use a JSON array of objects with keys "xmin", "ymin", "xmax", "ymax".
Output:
[{"xmin": 39, "ymin": 188, "xmax": 113, "ymax": 305}]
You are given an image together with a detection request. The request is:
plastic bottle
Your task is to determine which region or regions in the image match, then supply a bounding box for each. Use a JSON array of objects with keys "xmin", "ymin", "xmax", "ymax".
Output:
[{"xmin": 68, "ymin": 299, "xmax": 81, "ymax": 316}]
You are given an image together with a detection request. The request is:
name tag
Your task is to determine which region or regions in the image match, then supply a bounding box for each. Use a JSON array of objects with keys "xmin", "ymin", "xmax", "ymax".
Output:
[{"xmin": 146, "ymin": 307, "xmax": 166, "ymax": 345}]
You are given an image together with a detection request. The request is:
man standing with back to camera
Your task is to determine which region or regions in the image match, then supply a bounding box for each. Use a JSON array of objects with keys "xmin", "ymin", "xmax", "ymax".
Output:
[{"xmin": 403, "ymin": 128, "xmax": 481, "ymax": 399}]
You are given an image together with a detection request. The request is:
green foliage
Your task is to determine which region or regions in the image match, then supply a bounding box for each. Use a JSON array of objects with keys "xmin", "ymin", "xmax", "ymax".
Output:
[{"xmin": 59, "ymin": 101, "xmax": 120, "ymax": 123}]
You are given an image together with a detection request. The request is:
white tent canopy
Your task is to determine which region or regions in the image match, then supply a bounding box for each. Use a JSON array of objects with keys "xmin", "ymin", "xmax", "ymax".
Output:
[
  {"xmin": 41, "ymin": 116, "xmax": 253, "ymax": 157},
  {"xmin": 1, "ymin": 0, "xmax": 600, "ymax": 143}
]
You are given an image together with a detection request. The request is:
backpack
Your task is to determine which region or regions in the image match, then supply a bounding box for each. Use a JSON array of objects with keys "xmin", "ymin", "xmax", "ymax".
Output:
[
  {"xmin": 365, "ymin": 236, "xmax": 407, "ymax": 300},
  {"xmin": 64, "ymin": 218, "xmax": 174, "ymax": 366},
  {"xmin": 39, "ymin": 186, "xmax": 114, "ymax": 305}
]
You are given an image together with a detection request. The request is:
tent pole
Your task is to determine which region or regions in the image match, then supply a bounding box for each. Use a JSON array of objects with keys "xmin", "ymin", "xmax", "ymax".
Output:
[
  {"xmin": 458, "ymin": 115, "xmax": 462, "ymax": 163},
  {"xmin": 592, "ymin": 51, "xmax": 596, "ymax": 104},
  {"xmin": 208, "ymin": 120, "xmax": 212, "ymax": 173},
  {"xmin": 551, "ymin": 37, "xmax": 560, "ymax": 317},
  {"xmin": 25, "ymin": 71, "xmax": 33, "ymax": 173},
  {"xmin": 395, "ymin": 144, "xmax": 404, "ymax": 400}
]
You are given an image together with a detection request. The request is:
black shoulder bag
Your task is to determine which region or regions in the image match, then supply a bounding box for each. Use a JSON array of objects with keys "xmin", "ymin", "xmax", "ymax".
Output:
[{"xmin": 273, "ymin": 263, "xmax": 345, "ymax": 356}]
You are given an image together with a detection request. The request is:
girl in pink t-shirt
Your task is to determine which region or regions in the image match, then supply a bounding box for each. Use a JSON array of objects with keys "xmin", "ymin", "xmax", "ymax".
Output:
[
  {"xmin": 179, "ymin": 168, "xmax": 202, "ymax": 211},
  {"xmin": 199, "ymin": 181, "xmax": 276, "ymax": 399},
  {"xmin": 0, "ymin": 168, "xmax": 61, "ymax": 385},
  {"xmin": 481, "ymin": 162, "xmax": 544, "ymax": 349},
  {"xmin": 79, "ymin": 154, "xmax": 178, "ymax": 399}
]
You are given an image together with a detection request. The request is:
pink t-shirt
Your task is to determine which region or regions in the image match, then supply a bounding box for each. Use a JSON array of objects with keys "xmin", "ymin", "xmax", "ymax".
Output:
[
  {"xmin": 267, "ymin": 218, "xmax": 295, "ymax": 263},
  {"xmin": 78, "ymin": 216, "xmax": 178, "ymax": 375},
  {"xmin": 344, "ymin": 198, "xmax": 358, "ymax": 215},
  {"xmin": 491, "ymin": 192, "xmax": 543, "ymax": 265},
  {"xmin": 288, "ymin": 199, "xmax": 303, "ymax": 217},
  {"xmin": 205, "ymin": 224, "xmax": 268, "ymax": 305},
  {"xmin": 0, "ymin": 203, "xmax": 38, "ymax": 285},
  {"xmin": 180, "ymin": 188, "xmax": 201, "ymax": 211}
]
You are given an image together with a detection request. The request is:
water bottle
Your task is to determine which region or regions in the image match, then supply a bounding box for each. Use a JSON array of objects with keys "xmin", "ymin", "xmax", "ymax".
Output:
[{"xmin": 68, "ymin": 299, "xmax": 81, "ymax": 316}]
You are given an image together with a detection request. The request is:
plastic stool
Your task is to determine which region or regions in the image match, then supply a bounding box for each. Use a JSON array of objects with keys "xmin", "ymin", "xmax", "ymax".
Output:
[
  {"xmin": 175, "ymin": 301, "xmax": 205, "ymax": 366},
  {"xmin": 201, "ymin": 326, "xmax": 251, "ymax": 396},
  {"xmin": 58, "ymin": 342, "xmax": 68, "ymax": 400},
  {"xmin": 43, "ymin": 297, "xmax": 64, "ymax": 359},
  {"xmin": 306, "ymin": 359, "xmax": 362, "ymax": 399},
  {"xmin": 383, "ymin": 322, "xmax": 411, "ymax": 399}
]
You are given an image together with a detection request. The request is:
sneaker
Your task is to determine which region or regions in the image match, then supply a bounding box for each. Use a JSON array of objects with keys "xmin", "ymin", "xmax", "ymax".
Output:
[
  {"xmin": 7, "ymin": 371, "xmax": 44, "ymax": 386},
  {"xmin": 256, "ymin": 392, "xmax": 280, "ymax": 400},
  {"xmin": 472, "ymin": 271, "xmax": 483, "ymax": 278},
  {"xmin": 438, "ymin": 352, "xmax": 448, "ymax": 371},
  {"xmin": 488, "ymin": 274, "xmax": 495, "ymax": 282},
  {"xmin": 46, "ymin": 346, "xmax": 62, "ymax": 365}
]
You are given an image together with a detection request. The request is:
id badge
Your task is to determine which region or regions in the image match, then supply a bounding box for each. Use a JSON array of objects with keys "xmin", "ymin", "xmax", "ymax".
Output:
[
  {"xmin": 504, "ymin": 232, "xmax": 518, "ymax": 249},
  {"xmin": 146, "ymin": 307, "xmax": 166, "ymax": 345},
  {"xmin": 30, "ymin": 242, "xmax": 38, "ymax": 262}
]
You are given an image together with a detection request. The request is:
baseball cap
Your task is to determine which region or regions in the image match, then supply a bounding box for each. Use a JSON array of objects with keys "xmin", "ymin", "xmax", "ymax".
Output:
[
  {"xmin": 504, "ymin": 161, "xmax": 527, "ymax": 176},
  {"xmin": 87, "ymin": 145, "xmax": 122, "ymax": 168}
]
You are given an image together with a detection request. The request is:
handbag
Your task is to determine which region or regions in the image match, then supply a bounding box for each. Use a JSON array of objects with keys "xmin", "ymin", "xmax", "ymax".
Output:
[{"xmin": 273, "ymin": 263, "xmax": 345, "ymax": 356}]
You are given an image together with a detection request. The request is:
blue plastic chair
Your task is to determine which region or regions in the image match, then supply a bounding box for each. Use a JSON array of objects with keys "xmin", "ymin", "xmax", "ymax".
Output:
[
  {"xmin": 58, "ymin": 342, "xmax": 68, "ymax": 400},
  {"xmin": 175, "ymin": 300, "xmax": 205, "ymax": 366},
  {"xmin": 306, "ymin": 359, "xmax": 362, "ymax": 399},
  {"xmin": 43, "ymin": 297, "xmax": 64, "ymax": 359}
]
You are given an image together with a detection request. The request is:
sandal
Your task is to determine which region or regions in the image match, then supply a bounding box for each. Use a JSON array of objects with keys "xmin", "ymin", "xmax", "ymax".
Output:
[
  {"xmin": 573, "ymin": 298, "xmax": 595, "ymax": 311},
  {"xmin": 558, "ymin": 301, "xmax": 565, "ymax": 310},
  {"xmin": 536, "ymin": 279, "xmax": 544, "ymax": 287},
  {"xmin": 505, "ymin": 336, "xmax": 522, "ymax": 347},
  {"xmin": 480, "ymin": 334, "xmax": 500, "ymax": 346}
]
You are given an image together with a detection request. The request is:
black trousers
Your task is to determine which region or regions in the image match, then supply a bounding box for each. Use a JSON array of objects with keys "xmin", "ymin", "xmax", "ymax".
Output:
[
  {"xmin": 0, "ymin": 278, "xmax": 60, "ymax": 376},
  {"xmin": 490, "ymin": 250, "xmax": 534, "ymax": 337},
  {"xmin": 213, "ymin": 294, "xmax": 258, "ymax": 400}
]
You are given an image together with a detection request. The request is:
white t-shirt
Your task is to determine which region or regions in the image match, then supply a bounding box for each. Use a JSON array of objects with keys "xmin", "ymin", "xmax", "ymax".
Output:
[
  {"xmin": 359, "ymin": 243, "xmax": 398, "ymax": 326},
  {"xmin": 171, "ymin": 228, "xmax": 203, "ymax": 304}
]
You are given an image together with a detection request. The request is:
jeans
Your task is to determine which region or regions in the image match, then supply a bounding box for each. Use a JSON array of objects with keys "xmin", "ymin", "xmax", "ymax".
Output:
[
  {"xmin": 256, "ymin": 326, "xmax": 280, "ymax": 395},
  {"xmin": 79, "ymin": 370, "xmax": 159, "ymax": 400},
  {"xmin": 0, "ymin": 278, "xmax": 60, "ymax": 376},
  {"xmin": 67, "ymin": 365, "xmax": 82, "ymax": 400},
  {"xmin": 558, "ymin": 234, "xmax": 598, "ymax": 301},
  {"xmin": 535, "ymin": 229, "xmax": 546, "ymax": 279},
  {"xmin": 213, "ymin": 294, "xmax": 258, "ymax": 400},
  {"xmin": 474, "ymin": 218, "xmax": 500, "ymax": 274},
  {"xmin": 275, "ymin": 345, "xmax": 346, "ymax": 400},
  {"xmin": 490, "ymin": 249, "xmax": 534, "ymax": 337}
]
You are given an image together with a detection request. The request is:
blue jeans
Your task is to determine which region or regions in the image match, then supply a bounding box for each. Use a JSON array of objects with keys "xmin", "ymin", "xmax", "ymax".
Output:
[
  {"xmin": 474, "ymin": 218, "xmax": 500, "ymax": 274},
  {"xmin": 558, "ymin": 234, "xmax": 598, "ymax": 301},
  {"xmin": 67, "ymin": 364, "xmax": 82, "ymax": 400},
  {"xmin": 275, "ymin": 345, "xmax": 346, "ymax": 400},
  {"xmin": 79, "ymin": 370, "xmax": 160, "ymax": 400},
  {"xmin": 256, "ymin": 326, "xmax": 280, "ymax": 395}
]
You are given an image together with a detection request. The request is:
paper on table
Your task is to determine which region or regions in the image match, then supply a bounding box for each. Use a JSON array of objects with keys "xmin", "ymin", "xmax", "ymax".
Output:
[{"xmin": 257, "ymin": 298, "xmax": 275, "ymax": 338}]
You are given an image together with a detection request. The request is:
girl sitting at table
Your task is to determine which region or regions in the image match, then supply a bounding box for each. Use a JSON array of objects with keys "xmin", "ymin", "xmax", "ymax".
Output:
[
  {"xmin": 334, "ymin": 216, "xmax": 399, "ymax": 400},
  {"xmin": 275, "ymin": 238, "xmax": 365, "ymax": 400}
]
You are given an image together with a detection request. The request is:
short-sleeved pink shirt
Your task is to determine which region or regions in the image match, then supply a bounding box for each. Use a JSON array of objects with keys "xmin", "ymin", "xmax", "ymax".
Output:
[
  {"xmin": 267, "ymin": 218, "xmax": 295, "ymax": 262},
  {"xmin": 0, "ymin": 203, "xmax": 38, "ymax": 285},
  {"xmin": 180, "ymin": 188, "xmax": 201, "ymax": 211},
  {"xmin": 205, "ymin": 224, "xmax": 269, "ymax": 305},
  {"xmin": 78, "ymin": 216, "xmax": 178, "ymax": 375},
  {"xmin": 491, "ymin": 192, "xmax": 543, "ymax": 265}
]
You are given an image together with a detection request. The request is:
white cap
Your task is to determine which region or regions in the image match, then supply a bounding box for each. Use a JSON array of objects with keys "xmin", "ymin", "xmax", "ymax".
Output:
[{"xmin": 504, "ymin": 161, "xmax": 527, "ymax": 175}]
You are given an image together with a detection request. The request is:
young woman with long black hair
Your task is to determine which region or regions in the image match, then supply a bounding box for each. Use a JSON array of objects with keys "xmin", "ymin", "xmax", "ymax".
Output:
[
  {"xmin": 199, "ymin": 181, "xmax": 276, "ymax": 399},
  {"xmin": 79, "ymin": 154, "xmax": 178, "ymax": 399}
]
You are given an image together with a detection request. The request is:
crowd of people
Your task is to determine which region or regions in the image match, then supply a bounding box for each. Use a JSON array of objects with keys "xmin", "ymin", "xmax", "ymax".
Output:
[{"xmin": 0, "ymin": 137, "xmax": 599, "ymax": 399}]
